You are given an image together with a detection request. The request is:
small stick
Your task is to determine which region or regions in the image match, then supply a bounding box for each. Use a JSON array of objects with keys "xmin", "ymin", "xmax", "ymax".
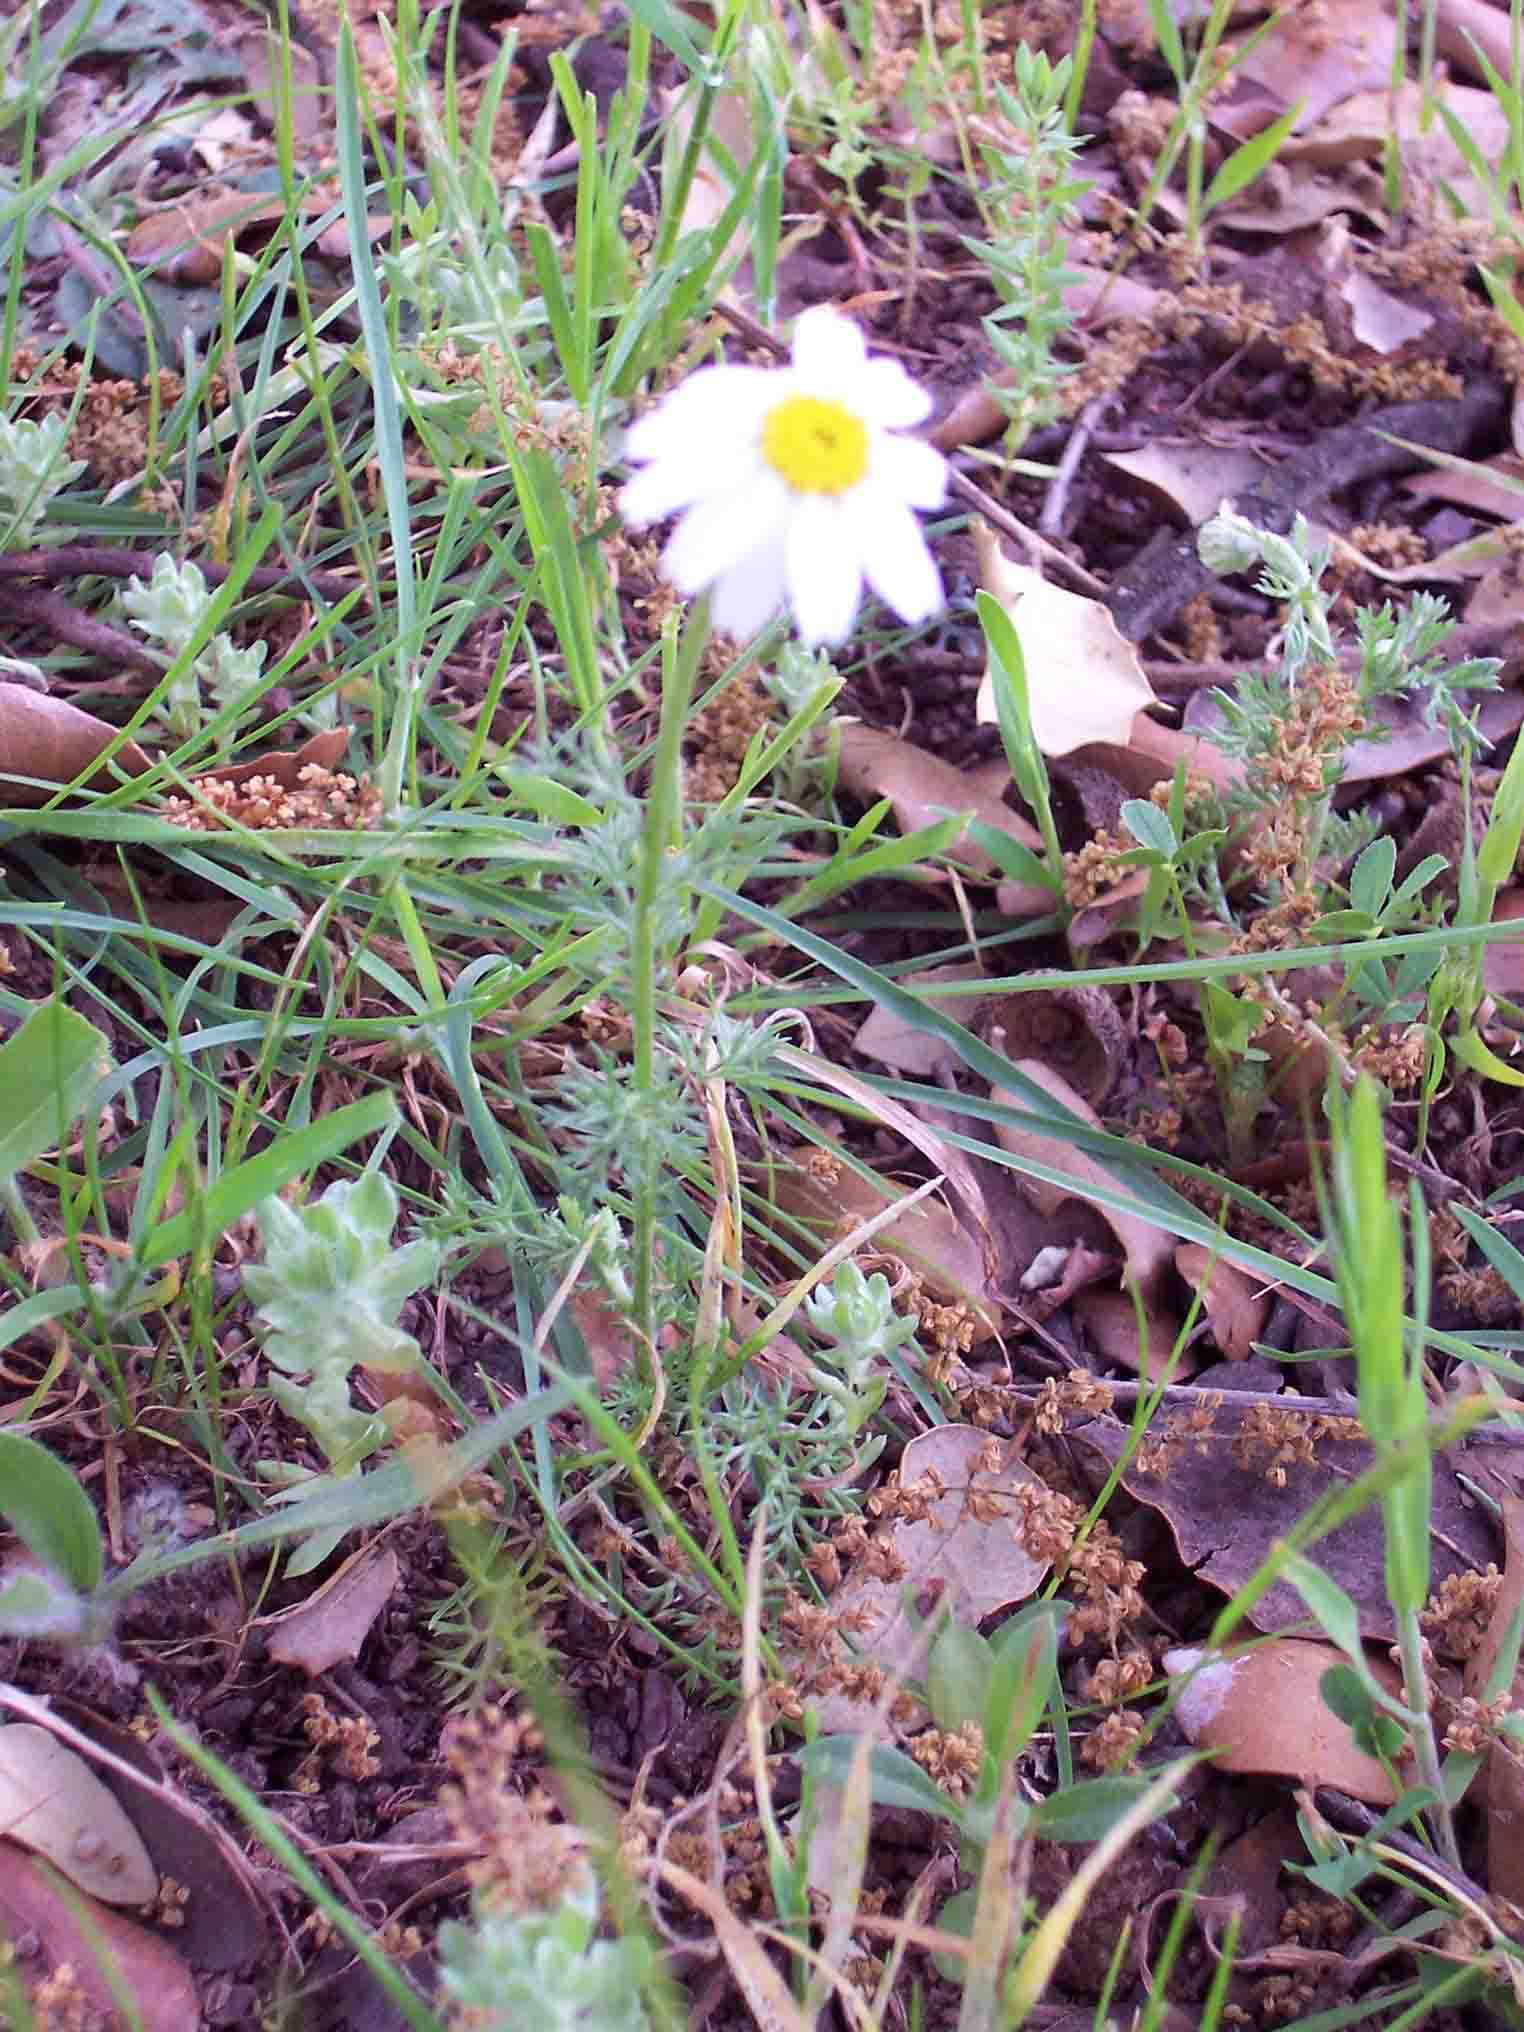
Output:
[{"xmin": 0, "ymin": 547, "xmax": 362, "ymax": 602}]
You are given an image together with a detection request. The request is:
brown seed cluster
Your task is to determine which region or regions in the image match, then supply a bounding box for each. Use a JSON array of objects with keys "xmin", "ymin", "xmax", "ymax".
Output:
[{"xmin": 161, "ymin": 763, "xmax": 382, "ymax": 831}]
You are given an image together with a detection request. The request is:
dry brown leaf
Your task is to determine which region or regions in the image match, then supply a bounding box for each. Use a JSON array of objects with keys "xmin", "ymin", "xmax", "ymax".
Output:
[
  {"xmin": 769, "ymin": 1147, "xmax": 1000, "ymax": 1338},
  {"xmin": 263, "ymin": 1543, "xmax": 400, "ymax": 1677},
  {"xmin": 852, "ymin": 962, "xmax": 985, "ymax": 1078},
  {"xmin": 0, "ymin": 1841, "xmax": 196, "ymax": 2031},
  {"xmin": 1164, "ymin": 1639, "xmax": 1405, "ymax": 1803},
  {"xmin": 1072, "ymin": 1287, "xmax": 1192, "ymax": 1380},
  {"xmin": 1214, "ymin": 0, "xmax": 1399, "ymax": 139},
  {"xmin": 1403, "ymin": 453, "xmax": 1524, "ymax": 520},
  {"xmin": 1213, "ymin": 161, "xmax": 1390, "ymax": 235},
  {"xmin": 239, "ymin": 31, "xmax": 325, "ymax": 139},
  {"xmin": 1284, "ymin": 80, "xmax": 1508, "ymax": 216},
  {"xmin": 52, "ymin": 1700, "xmax": 269, "ymax": 1973},
  {"xmin": 1464, "ymin": 1492, "xmax": 1524, "ymax": 1901},
  {"xmin": 1340, "ymin": 270, "xmax": 1435, "ymax": 353},
  {"xmin": 1485, "ymin": 889, "xmax": 1524, "ymax": 1001},
  {"xmin": 1174, "ymin": 1244, "xmax": 1273, "ymax": 1362},
  {"xmin": 0, "ymin": 684, "xmax": 152, "ymax": 805},
  {"xmin": 808, "ymin": 1427, "xmax": 1053, "ymax": 1734},
  {"xmin": 127, "ymin": 194, "xmax": 390, "ymax": 285},
  {"xmin": 0, "ymin": 1725, "xmax": 157, "ymax": 1903},
  {"xmin": 975, "ymin": 524, "xmax": 1157, "ymax": 756},
  {"xmin": 835, "ymin": 722, "xmax": 1047, "ymax": 899},
  {"xmin": 987, "ymin": 1057, "xmax": 1175, "ymax": 1302},
  {"xmin": 1076, "ymin": 1411, "xmax": 1496, "ymax": 1640},
  {"xmin": 185, "ymin": 726, "xmax": 351, "ymax": 794},
  {"xmin": 1429, "ymin": 0, "xmax": 1516, "ymax": 86},
  {"xmin": 1102, "ymin": 442, "xmax": 1269, "ymax": 526}
]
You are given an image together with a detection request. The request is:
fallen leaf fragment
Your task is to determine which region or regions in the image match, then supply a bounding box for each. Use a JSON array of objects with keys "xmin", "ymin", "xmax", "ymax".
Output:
[
  {"xmin": 805, "ymin": 1427, "xmax": 1052, "ymax": 1735},
  {"xmin": 769, "ymin": 1147, "xmax": 999, "ymax": 1338},
  {"xmin": 183, "ymin": 726, "xmax": 351, "ymax": 794},
  {"xmin": 1073, "ymin": 1287, "xmax": 1192, "ymax": 1381},
  {"xmin": 1102, "ymin": 442, "xmax": 1268, "ymax": 526},
  {"xmin": 0, "ymin": 1724, "xmax": 157, "ymax": 1903},
  {"xmin": 1164, "ymin": 1639, "xmax": 1403, "ymax": 1804},
  {"xmin": 53, "ymin": 1700, "xmax": 270, "ymax": 1972},
  {"xmin": 835, "ymin": 722, "xmax": 1045, "ymax": 895},
  {"xmin": 1214, "ymin": 0, "xmax": 1398, "ymax": 138},
  {"xmin": 0, "ymin": 1840, "xmax": 196, "ymax": 2032},
  {"xmin": 1174, "ymin": 1244, "xmax": 1272, "ymax": 1362},
  {"xmin": 1464, "ymin": 1491, "xmax": 1524, "ymax": 1903},
  {"xmin": 0, "ymin": 684, "xmax": 152, "ymax": 805},
  {"xmin": 987, "ymin": 1057, "xmax": 1175, "ymax": 1302},
  {"xmin": 975, "ymin": 523, "xmax": 1157, "ymax": 756},
  {"xmin": 265, "ymin": 1542, "xmax": 400, "ymax": 1676}
]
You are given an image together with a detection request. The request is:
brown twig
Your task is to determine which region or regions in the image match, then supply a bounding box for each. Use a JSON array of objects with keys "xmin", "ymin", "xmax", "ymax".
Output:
[
  {"xmin": 0, "ymin": 585, "xmax": 166, "ymax": 676},
  {"xmin": 0, "ymin": 547, "xmax": 363, "ymax": 602}
]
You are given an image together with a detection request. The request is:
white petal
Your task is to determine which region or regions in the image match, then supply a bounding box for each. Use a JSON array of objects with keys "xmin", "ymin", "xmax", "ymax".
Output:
[
  {"xmin": 662, "ymin": 473, "xmax": 790, "ymax": 595},
  {"xmin": 621, "ymin": 453, "xmax": 714, "ymax": 528},
  {"xmin": 855, "ymin": 356, "xmax": 934, "ymax": 431},
  {"xmin": 625, "ymin": 366, "xmax": 776, "ymax": 463},
  {"xmin": 789, "ymin": 307, "xmax": 867, "ymax": 393},
  {"xmin": 785, "ymin": 494, "xmax": 862, "ymax": 646},
  {"xmin": 868, "ymin": 431, "xmax": 948, "ymax": 512},
  {"xmin": 858, "ymin": 495, "xmax": 944, "ymax": 628},
  {"xmin": 711, "ymin": 545, "xmax": 789, "ymax": 639}
]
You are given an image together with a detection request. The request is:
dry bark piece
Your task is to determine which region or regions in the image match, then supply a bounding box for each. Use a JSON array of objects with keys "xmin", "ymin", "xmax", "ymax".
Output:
[
  {"xmin": 264, "ymin": 1542, "xmax": 401, "ymax": 1676},
  {"xmin": 1164, "ymin": 1639, "xmax": 1405, "ymax": 1803},
  {"xmin": 0, "ymin": 683, "xmax": 151, "ymax": 804},
  {"xmin": 975, "ymin": 982, "xmax": 1128, "ymax": 1111},
  {"xmin": 0, "ymin": 1840, "xmax": 197, "ymax": 2032}
]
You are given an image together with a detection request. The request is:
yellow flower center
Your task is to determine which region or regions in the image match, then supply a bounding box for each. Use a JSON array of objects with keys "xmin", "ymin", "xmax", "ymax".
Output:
[{"xmin": 761, "ymin": 395, "xmax": 869, "ymax": 495}]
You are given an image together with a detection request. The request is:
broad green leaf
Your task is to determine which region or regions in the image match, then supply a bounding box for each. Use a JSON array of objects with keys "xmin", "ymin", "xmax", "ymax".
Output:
[
  {"xmin": 1030, "ymin": 1774, "xmax": 1164, "ymax": 1842},
  {"xmin": 797, "ymin": 1737, "xmax": 962, "ymax": 1827},
  {"xmin": 926, "ymin": 1623, "xmax": 992, "ymax": 1734},
  {"xmin": 137, "ymin": 1092, "xmax": 397, "ymax": 1269},
  {"xmin": 0, "ymin": 1431, "xmax": 102, "ymax": 1594},
  {"xmin": 1205, "ymin": 102, "xmax": 1305, "ymax": 211},
  {"xmin": 0, "ymin": 998, "xmax": 109, "ymax": 1179}
]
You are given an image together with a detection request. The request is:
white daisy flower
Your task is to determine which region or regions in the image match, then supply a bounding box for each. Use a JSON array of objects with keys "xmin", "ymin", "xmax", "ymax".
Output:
[{"xmin": 620, "ymin": 307, "xmax": 948, "ymax": 647}]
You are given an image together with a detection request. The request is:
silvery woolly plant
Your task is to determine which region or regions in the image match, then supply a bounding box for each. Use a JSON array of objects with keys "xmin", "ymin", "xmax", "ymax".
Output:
[{"xmin": 243, "ymin": 1170, "xmax": 440, "ymax": 1575}]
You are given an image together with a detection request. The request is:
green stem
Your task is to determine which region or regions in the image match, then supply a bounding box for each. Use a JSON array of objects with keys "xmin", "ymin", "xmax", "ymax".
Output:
[{"xmin": 629, "ymin": 599, "xmax": 709, "ymax": 1343}]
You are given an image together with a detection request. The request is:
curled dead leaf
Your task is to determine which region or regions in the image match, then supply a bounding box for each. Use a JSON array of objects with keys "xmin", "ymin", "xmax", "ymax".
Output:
[
  {"xmin": 1174, "ymin": 1244, "xmax": 1273, "ymax": 1362},
  {"xmin": 0, "ymin": 683, "xmax": 152, "ymax": 805},
  {"xmin": 975, "ymin": 525, "xmax": 1158, "ymax": 757},
  {"xmin": 987, "ymin": 1057, "xmax": 1175, "ymax": 1302},
  {"xmin": 975, "ymin": 982, "xmax": 1127, "ymax": 1111}
]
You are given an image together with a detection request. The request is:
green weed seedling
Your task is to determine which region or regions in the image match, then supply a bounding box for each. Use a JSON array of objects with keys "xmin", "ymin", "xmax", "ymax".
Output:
[
  {"xmin": 244, "ymin": 1169, "xmax": 440, "ymax": 1575},
  {"xmin": 800, "ymin": 1599, "xmax": 1186, "ymax": 2003}
]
